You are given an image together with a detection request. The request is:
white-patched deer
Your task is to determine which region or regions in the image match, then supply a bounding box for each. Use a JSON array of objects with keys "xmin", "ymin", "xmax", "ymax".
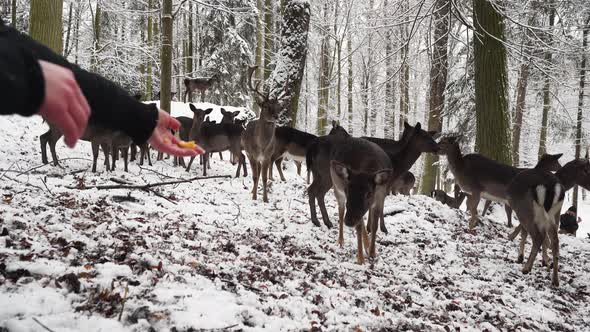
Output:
[
  {"xmin": 242, "ymin": 66, "xmax": 288, "ymax": 202},
  {"xmin": 269, "ymin": 126, "xmax": 318, "ymax": 183},
  {"xmin": 436, "ymin": 136, "xmax": 563, "ymax": 229},
  {"xmin": 183, "ymin": 74, "xmax": 219, "ymax": 102}
]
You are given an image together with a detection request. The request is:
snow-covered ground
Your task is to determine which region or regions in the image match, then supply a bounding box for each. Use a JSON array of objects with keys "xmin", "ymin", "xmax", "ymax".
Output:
[{"xmin": 1, "ymin": 115, "xmax": 590, "ymax": 331}]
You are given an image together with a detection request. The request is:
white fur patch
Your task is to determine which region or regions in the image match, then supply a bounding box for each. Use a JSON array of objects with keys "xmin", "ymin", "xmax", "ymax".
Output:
[
  {"xmin": 481, "ymin": 192, "xmax": 509, "ymax": 204},
  {"xmin": 534, "ymin": 185, "xmax": 546, "ymax": 207}
]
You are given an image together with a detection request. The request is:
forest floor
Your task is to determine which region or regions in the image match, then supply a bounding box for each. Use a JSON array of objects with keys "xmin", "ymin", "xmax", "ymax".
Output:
[{"xmin": 1, "ymin": 115, "xmax": 590, "ymax": 332}]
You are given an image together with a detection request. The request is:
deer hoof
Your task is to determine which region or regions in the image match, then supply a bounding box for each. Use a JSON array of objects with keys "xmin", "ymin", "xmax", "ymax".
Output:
[
  {"xmin": 516, "ymin": 255, "xmax": 524, "ymax": 264},
  {"xmin": 337, "ymin": 237, "xmax": 344, "ymax": 247},
  {"xmin": 522, "ymin": 267, "xmax": 531, "ymax": 274},
  {"xmin": 552, "ymin": 277, "xmax": 559, "ymax": 287},
  {"xmin": 324, "ymin": 221, "xmax": 333, "ymax": 229}
]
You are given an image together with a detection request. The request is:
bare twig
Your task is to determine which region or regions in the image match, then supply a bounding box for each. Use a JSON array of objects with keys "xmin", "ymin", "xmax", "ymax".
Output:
[
  {"xmin": 32, "ymin": 317, "xmax": 56, "ymax": 332},
  {"xmin": 67, "ymin": 175, "xmax": 231, "ymax": 190},
  {"xmin": 118, "ymin": 284, "xmax": 129, "ymax": 321}
]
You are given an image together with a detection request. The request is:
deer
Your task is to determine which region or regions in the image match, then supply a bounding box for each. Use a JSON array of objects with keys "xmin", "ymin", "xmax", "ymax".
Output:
[
  {"xmin": 392, "ymin": 171, "xmax": 415, "ymax": 195},
  {"xmin": 480, "ymin": 153, "xmax": 563, "ymax": 222},
  {"xmin": 242, "ymin": 66, "xmax": 288, "ymax": 202},
  {"xmin": 364, "ymin": 122, "xmax": 440, "ymax": 234},
  {"xmin": 268, "ymin": 126, "xmax": 318, "ymax": 183},
  {"xmin": 508, "ymin": 159, "xmax": 590, "ymax": 273},
  {"xmin": 431, "ymin": 184, "xmax": 467, "ymax": 209},
  {"xmin": 436, "ymin": 136, "xmax": 564, "ymax": 229},
  {"xmin": 307, "ymin": 129, "xmax": 393, "ymax": 264},
  {"xmin": 183, "ymin": 74, "xmax": 219, "ymax": 102},
  {"xmin": 185, "ymin": 105, "xmax": 246, "ymax": 177},
  {"xmin": 129, "ymin": 143, "xmax": 152, "ymax": 166},
  {"xmin": 213, "ymin": 108, "xmax": 241, "ymax": 161}
]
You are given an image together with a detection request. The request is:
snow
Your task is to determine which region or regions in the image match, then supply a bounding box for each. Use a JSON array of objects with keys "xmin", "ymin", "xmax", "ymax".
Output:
[{"xmin": 1, "ymin": 114, "xmax": 590, "ymax": 331}]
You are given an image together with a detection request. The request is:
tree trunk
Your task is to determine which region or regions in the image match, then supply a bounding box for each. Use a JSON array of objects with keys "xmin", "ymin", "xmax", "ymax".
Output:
[
  {"xmin": 29, "ymin": 0, "xmax": 63, "ymax": 54},
  {"xmin": 573, "ymin": 17, "xmax": 589, "ymax": 208},
  {"xmin": 11, "ymin": 0, "xmax": 16, "ymax": 28},
  {"xmin": 187, "ymin": 2, "xmax": 193, "ymax": 75},
  {"xmin": 90, "ymin": 1, "xmax": 102, "ymax": 72},
  {"xmin": 146, "ymin": 0, "xmax": 153, "ymax": 100},
  {"xmin": 74, "ymin": 1, "xmax": 80, "ymax": 64},
  {"xmin": 316, "ymin": 3, "xmax": 331, "ymax": 135},
  {"xmin": 420, "ymin": 0, "xmax": 450, "ymax": 195},
  {"xmin": 160, "ymin": 0, "xmax": 173, "ymax": 114},
  {"xmin": 347, "ymin": 26, "xmax": 353, "ymax": 134},
  {"xmin": 268, "ymin": 0, "xmax": 310, "ymax": 124},
  {"xmin": 253, "ymin": 0, "xmax": 264, "ymax": 116},
  {"xmin": 335, "ymin": 1, "xmax": 341, "ymax": 123},
  {"xmin": 398, "ymin": 0, "xmax": 410, "ymax": 137},
  {"xmin": 64, "ymin": 3, "xmax": 73, "ymax": 57},
  {"xmin": 384, "ymin": 0, "xmax": 395, "ymax": 139},
  {"xmin": 473, "ymin": 0, "xmax": 512, "ymax": 165},
  {"xmin": 368, "ymin": 0, "xmax": 376, "ymax": 136},
  {"xmin": 538, "ymin": 7, "xmax": 556, "ymax": 159},
  {"xmin": 512, "ymin": 62, "xmax": 530, "ymax": 166},
  {"xmin": 263, "ymin": 0, "xmax": 274, "ymax": 80}
]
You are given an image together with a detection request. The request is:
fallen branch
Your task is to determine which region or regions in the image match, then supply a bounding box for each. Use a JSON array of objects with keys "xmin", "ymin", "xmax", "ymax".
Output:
[
  {"xmin": 32, "ymin": 317, "xmax": 56, "ymax": 332},
  {"xmin": 67, "ymin": 175, "xmax": 231, "ymax": 190},
  {"xmin": 383, "ymin": 209, "xmax": 405, "ymax": 217}
]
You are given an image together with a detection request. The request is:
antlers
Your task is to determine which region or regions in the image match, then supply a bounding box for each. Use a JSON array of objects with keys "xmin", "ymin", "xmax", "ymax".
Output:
[{"xmin": 247, "ymin": 66, "xmax": 267, "ymax": 102}]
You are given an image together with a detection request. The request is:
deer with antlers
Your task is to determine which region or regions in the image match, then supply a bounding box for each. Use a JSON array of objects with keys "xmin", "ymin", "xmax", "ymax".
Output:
[{"xmin": 242, "ymin": 66, "xmax": 288, "ymax": 203}]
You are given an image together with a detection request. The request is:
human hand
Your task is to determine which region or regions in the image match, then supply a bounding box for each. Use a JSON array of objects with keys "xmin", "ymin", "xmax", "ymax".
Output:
[
  {"xmin": 37, "ymin": 60, "xmax": 90, "ymax": 148},
  {"xmin": 148, "ymin": 110, "xmax": 205, "ymax": 156}
]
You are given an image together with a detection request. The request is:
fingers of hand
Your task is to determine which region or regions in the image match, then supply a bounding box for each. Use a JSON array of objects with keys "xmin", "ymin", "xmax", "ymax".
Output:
[{"xmin": 59, "ymin": 107, "xmax": 81, "ymax": 148}]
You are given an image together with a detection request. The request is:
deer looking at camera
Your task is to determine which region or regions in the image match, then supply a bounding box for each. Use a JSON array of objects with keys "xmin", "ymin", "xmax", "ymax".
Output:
[
  {"xmin": 436, "ymin": 136, "xmax": 564, "ymax": 229},
  {"xmin": 242, "ymin": 66, "xmax": 288, "ymax": 202},
  {"xmin": 183, "ymin": 74, "xmax": 219, "ymax": 102}
]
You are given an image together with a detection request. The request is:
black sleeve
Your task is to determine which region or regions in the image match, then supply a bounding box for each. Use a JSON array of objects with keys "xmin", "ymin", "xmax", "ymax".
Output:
[
  {"xmin": 0, "ymin": 38, "xmax": 45, "ymax": 116},
  {"xmin": 0, "ymin": 21, "xmax": 158, "ymax": 144}
]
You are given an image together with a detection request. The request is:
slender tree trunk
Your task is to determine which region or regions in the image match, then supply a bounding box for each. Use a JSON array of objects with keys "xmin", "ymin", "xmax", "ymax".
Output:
[
  {"xmin": 335, "ymin": 0, "xmax": 341, "ymax": 123},
  {"xmin": 11, "ymin": 0, "xmax": 16, "ymax": 28},
  {"xmin": 317, "ymin": 3, "xmax": 331, "ymax": 135},
  {"xmin": 64, "ymin": 3, "xmax": 73, "ymax": 57},
  {"xmin": 573, "ymin": 17, "xmax": 589, "ymax": 208},
  {"xmin": 368, "ymin": 0, "xmax": 376, "ymax": 136},
  {"xmin": 29, "ymin": 0, "xmax": 63, "ymax": 54},
  {"xmin": 362, "ymin": 65, "xmax": 369, "ymax": 135},
  {"xmin": 160, "ymin": 0, "xmax": 173, "ymax": 114},
  {"xmin": 74, "ymin": 1, "xmax": 80, "ymax": 64},
  {"xmin": 538, "ymin": 7, "xmax": 556, "ymax": 158},
  {"xmin": 146, "ymin": 0, "xmax": 153, "ymax": 100},
  {"xmin": 90, "ymin": 1, "xmax": 102, "ymax": 72},
  {"xmin": 473, "ymin": 0, "xmax": 512, "ymax": 165},
  {"xmin": 512, "ymin": 62, "xmax": 530, "ymax": 166},
  {"xmin": 420, "ymin": 0, "xmax": 450, "ymax": 195},
  {"xmin": 398, "ymin": 0, "xmax": 410, "ymax": 137},
  {"xmin": 347, "ymin": 27, "xmax": 353, "ymax": 134},
  {"xmin": 263, "ymin": 0, "xmax": 274, "ymax": 80},
  {"xmin": 384, "ymin": 0, "xmax": 395, "ymax": 139},
  {"xmin": 253, "ymin": 0, "xmax": 264, "ymax": 116},
  {"xmin": 187, "ymin": 2, "xmax": 193, "ymax": 75}
]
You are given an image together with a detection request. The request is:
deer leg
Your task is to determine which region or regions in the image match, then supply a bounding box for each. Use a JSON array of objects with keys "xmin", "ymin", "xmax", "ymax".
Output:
[
  {"xmin": 110, "ymin": 146, "xmax": 118, "ymax": 171},
  {"xmin": 241, "ymin": 153, "xmax": 248, "ymax": 177},
  {"xmin": 356, "ymin": 224, "xmax": 365, "ymax": 265},
  {"xmin": 100, "ymin": 143, "xmax": 110, "ymax": 172},
  {"xmin": 482, "ymin": 200, "xmax": 492, "ymax": 216},
  {"xmin": 40, "ymin": 130, "xmax": 51, "ymax": 165},
  {"xmin": 123, "ymin": 148, "xmax": 129, "ymax": 172},
  {"xmin": 130, "ymin": 144, "xmax": 137, "ymax": 161},
  {"xmin": 368, "ymin": 208, "xmax": 379, "ymax": 258},
  {"xmin": 508, "ymin": 225, "xmax": 521, "ymax": 241},
  {"xmin": 549, "ymin": 224, "xmax": 559, "ymax": 287},
  {"xmin": 316, "ymin": 185, "xmax": 333, "ymax": 228},
  {"xmin": 146, "ymin": 146, "xmax": 152, "ymax": 166},
  {"xmin": 379, "ymin": 211, "xmax": 388, "ymax": 234},
  {"xmin": 362, "ymin": 222, "xmax": 371, "ymax": 255},
  {"xmin": 505, "ymin": 204, "xmax": 513, "ymax": 227},
  {"xmin": 334, "ymin": 187, "xmax": 346, "ymax": 247},
  {"xmin": 466, "ymin": 192, "xmax": 481, "ymax": 229},
  {"xmin": 523, "ymin": 229, "xmax": 543, "ymax": 274},
  {"xmin": 517, "ymin": 228, "xmax": 527, "ymax": 263},
  {"xmin": 306, "ymin": 170, "xmax": 310, "ymax": 184},
  {"xmin": 276, "ymin": 158, "xmax": 286, "ymax": 182},
  {"xmin": 219, "ymin": 152, "xmax": 223, "ymax": 160},
  {"xmin": 307, "ymin": 177, "xmax": 322, "ymax": 227},
  {"xmin": 261, "ymin": 160, "xmax": 270, "ymax": 203},
  {"xmin": 202, "ymin": 153, "xmax": 209, "ymax": 176},
  {"xmin": 185, "ymin": 156, "xmax": 196, "ymax": 172},
  {"xmin": 252, "ymin": 161, "xmax": 261, "ymax": 200},
  {"xmin": 48, "ymin": 133, "xmax": 61, "ymax": 166},
  {"xmin": 91, "ymin": 142, "xmax": 99, "ymax": 173},
  {"xmin": 296, "ymin": 161, "xmax": 302, "ymax": 176}
]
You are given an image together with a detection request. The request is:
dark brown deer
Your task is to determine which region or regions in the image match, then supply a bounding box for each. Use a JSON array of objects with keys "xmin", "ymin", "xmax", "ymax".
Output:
[
  {"xmin": 481, "ymin": 153, "xmax": 563, "ymax": 221},
  {"xmin": 185, "ymin": 105, "xmax": 246, "ymax": 177},
  {"xmin": 431, "ymin": 184, "xmax": 467, "ymax": 209},
  {"xmin": 364, "ymin": 122, "xmax": 439, "ymax": 233},
  {"xmin": 183, "ymin": 74, "xmax": 219, "ymax": 102},
  {"xmin": 307, "ymin": 132, "xmax": 392, "ymax": 264},
  {"xmin": 437, "ymin": 136, "xmax": 563, "ymax": 229},
  {"xmin": 268, "ymin": 126, "xmax": 317, "ymax": 182},
  {"xmin": 242, "ymin": 66, "xmax": 288, "ymax": 202}
]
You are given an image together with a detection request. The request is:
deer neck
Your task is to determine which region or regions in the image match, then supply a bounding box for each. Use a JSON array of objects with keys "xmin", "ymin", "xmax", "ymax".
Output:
[
  {"xmin": 445, "ymin": 143, "xmax": 465, "ymax": 175},
  {"xmin": 190, "ymin": 118, "xmax": 204, "ymax": 140},
  {"xmin": 556, "ymin": 164, "xmax": 577, "ymax": 191},
  {"xmin": 395, "ymin": 142, "xmax": 423, "ymax": 175}
]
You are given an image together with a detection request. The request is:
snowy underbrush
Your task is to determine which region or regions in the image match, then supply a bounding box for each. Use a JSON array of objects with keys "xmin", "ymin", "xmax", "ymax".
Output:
[{"xmin": 1, "ymin": 115, "xmax": 589, "ymax": 331}]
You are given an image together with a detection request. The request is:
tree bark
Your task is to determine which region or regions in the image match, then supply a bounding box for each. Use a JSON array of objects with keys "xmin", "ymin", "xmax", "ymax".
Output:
[
  {"xmin": 538, "ymin": 7, "xmax": 556, "ymax": 159},
  {"xmin": 146, "ymin": 0, "xmax": 153, "ymax": 100},
  {"xmin": 64, "ymin": 3, "xmax": 73, "ymax": 57},
  {"xmin": 347, "ymin": 25, "xmax": 353, "ymax": 134},
  {"xmin": 263, "ymin": 0, "xmax": 274, "ymax": 80},
  {"xmin": 316, "ymin": 2, "xmax": 331, "ymax": 135},
  {"xmin": 398, "ymin": 0, "xmax": 410, "ymax": 137},
  {"xmin": 11, "ymin": 0, "xmax": 16, "ymax": 28},
  {"xmin": 573, "ymin": 16, "xmax": 589, "ymax": 208},
  {"xmin": 512, "ymin": 62, "xmax": 530, "ymax": 166},
  {"xmin": 90, "ymin": 1, "xmax": 102, "ymax": 72},
  {"xmin": 160, "ymin": 0, "xmax": 173, "ymax": 113},
  {"xmin": 368, "ymin": 0, "xmax": 376, "ymax": 136},
  {"xmin": 473, "ymin": 0, "xmax": 512, "ymax": 165},
  {"xmin": 187, "ymin": 2, "xmax": 193, "ymax": 76},
  {"xmin": 420, "ymin": 0, "xmax": 450, "ymax": 195},
  {"xmin": 29, "ymin": 0, "xmax": 63, "ymax": 54},
  {"xmin": 384, "ymin": 0, "xmax": 395, "ymax": 139},
  {"xmin": 253, "ymin": 0, "xmax": 264, "ymax": 116}
]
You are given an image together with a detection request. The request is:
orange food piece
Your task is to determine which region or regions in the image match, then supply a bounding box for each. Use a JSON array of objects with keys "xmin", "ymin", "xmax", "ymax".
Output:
[{"xmin": 177, "ymin": 140, "xmax": 197, "ymax": 149}]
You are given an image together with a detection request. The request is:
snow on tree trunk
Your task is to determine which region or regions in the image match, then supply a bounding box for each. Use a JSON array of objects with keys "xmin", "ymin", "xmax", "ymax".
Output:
[
  {"xmin": 268, "ymin": 0, "xmax": 311, "ymax": 126},
  {"xmin": 538, "ymin": 6, "xmax": 555, "ymax": 159}
]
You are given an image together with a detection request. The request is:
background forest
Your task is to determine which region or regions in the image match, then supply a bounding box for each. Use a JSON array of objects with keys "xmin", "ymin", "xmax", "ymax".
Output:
[{"xmin": 1, "ymin": 0, "xmax": 590, "ymax": 200}]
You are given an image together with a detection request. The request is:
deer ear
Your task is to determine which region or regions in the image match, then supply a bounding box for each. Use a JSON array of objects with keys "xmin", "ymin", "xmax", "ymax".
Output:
[
  {"xmin": 233, "ymin": 111, "xmax": 240, "ymax": 117},
  {"xmin": 374, "ymin": 169, "xmax": 393, "ymax": 186},
  {"xmin": 404, "ymin": 121, "xmax": 411, "ymax": 129},
  {"xmin": 189, "ymin": 104, "xmax": 198, "ymax": 113},
  {"xmin": 415, "ymin": 122, "xmax": 422, "ymax": 131},
  {"xmin": 205, "ymin": 108, "xmax": 213, "ymax": 115},
  {"xmin": 330, "ymin": 160, "xmax": 349, "ymax": 181},
  {"xmin": 220, "ymin": 108, "xmax": 228, "ymax": 115},
  {"xmin": 332, "ymin": 120, "xmax": 337, "ymax": 128},
  {"xmin": 554, "ymin": 153, "xmax": 563, "ymax": 160}
]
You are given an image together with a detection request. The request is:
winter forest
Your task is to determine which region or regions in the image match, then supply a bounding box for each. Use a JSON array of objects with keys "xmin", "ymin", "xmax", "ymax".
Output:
[{"xmin": 1, "ymin": 0, "xmax": 590, "ymax": 330}]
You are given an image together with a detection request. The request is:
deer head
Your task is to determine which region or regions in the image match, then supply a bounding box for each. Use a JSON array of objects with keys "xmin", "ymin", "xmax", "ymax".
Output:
[
  {"xmin": 409, "ymin": 122, "xmax": 439, "ymax": 153},
  {"xmin": 536, "ymin": 153, "xmax": 563, "ymax": 172},
  {"xmin": 328, "ymin": 121, "xmax": 350, "ymax": 138},
  {"xmin": 247, "ymin": 66, "xmax": 288, "ymax": 123},
  {"xmin": 220, "ymin": 108, "xmax": 241, "ymax": 124},
  {"xmin": 189, "ymin": 104, "xmax": 213, "ymax": 128},
  {"xmin": 331, "ymin": 160, "xmax": 393, "ymax": 227},
  {"xmin": 436, "ymin": 135, "xmax": 461, "ymax": 156}
]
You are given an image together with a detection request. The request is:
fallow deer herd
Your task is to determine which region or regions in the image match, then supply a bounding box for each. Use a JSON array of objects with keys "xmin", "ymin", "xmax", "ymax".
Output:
[{"xmin": 37, "ymin": 66, "xmax": 589, "ymax": 288}]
